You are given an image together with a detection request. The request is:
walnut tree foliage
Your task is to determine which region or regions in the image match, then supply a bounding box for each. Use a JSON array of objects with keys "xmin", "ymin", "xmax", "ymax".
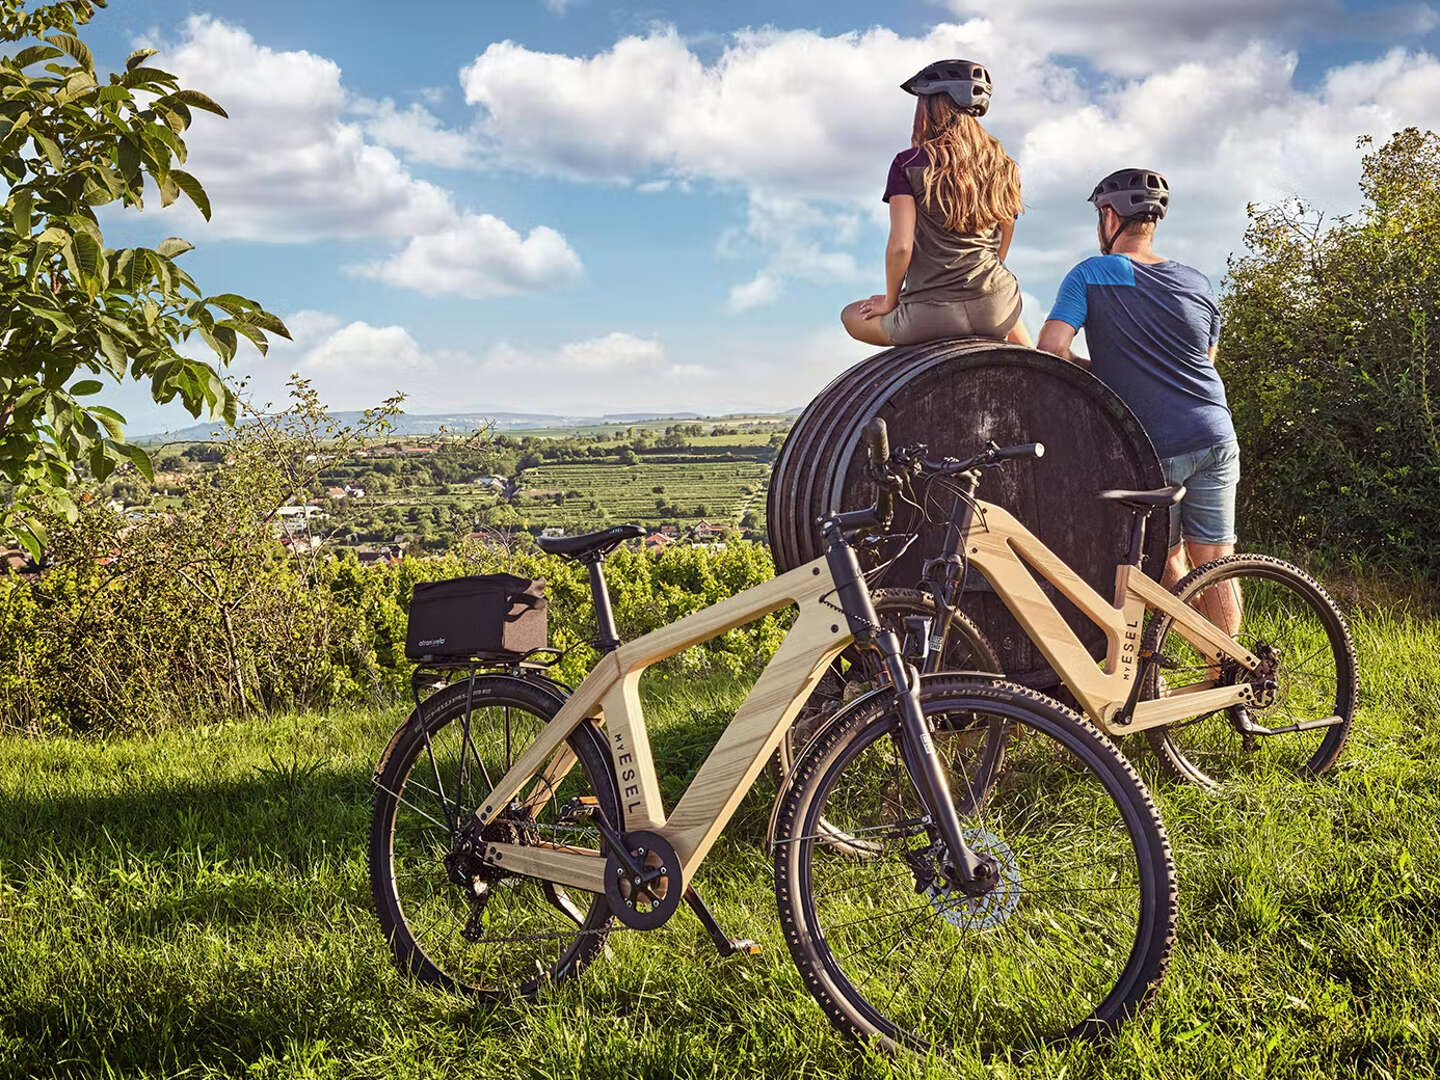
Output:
[
  {"xmin": 1221, "ymin": 128, "xmax": 1440, "ymax": 580},
  {"xmin": 0, "ymin": 0, "xmax": 289, "ymax": 556}
]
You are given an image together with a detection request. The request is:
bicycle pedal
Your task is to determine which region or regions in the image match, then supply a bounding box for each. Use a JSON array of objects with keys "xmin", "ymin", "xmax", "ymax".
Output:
[{"xmin": 729, "ymin": 939, "xmax": 763, "ymax": 957}]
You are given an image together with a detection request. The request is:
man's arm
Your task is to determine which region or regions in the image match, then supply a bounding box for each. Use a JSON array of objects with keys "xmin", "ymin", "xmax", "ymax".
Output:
[
  {"xmin": 1038, "ymin": 320, "xmax": 1088, "ymax": 367},
  {"xmin": 1039, "ymin": 264, "xmax": 1089, "ymax": 366}
]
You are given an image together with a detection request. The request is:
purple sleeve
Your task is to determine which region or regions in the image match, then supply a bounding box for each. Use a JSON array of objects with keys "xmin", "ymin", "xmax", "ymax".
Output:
[{"xmin": 883, "ymin": 151, "xmax": 916, "ymax": 203}]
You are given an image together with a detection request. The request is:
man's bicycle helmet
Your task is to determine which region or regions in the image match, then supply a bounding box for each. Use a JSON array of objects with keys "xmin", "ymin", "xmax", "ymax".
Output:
[
  {"xmin": 1089, "ymin": 168, "xmax": 1170, "ymax": 221},
  {"xmin": 901, "ymin": 59, "xmax": 992, "ymax": 116}
]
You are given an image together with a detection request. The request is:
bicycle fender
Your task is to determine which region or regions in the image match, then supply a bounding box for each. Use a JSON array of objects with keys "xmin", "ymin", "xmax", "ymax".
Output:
[
  {"xmin": 373, "ymin": 671, "xmax": 571, "ymax": 780},
  {"xmin": 764, "ymin": 670, "xmax": 1006, "ymax": 854}
]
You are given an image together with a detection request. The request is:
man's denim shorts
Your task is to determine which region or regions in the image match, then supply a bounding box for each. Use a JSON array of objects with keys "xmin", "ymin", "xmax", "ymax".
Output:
[{"xmin": 1159, "ymin": 440, "xmax": 1240, "ymax": 547}]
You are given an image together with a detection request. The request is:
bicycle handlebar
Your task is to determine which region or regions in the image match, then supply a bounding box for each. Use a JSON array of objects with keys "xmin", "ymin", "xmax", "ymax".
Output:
[{"xmin": 903, "ymin": 440, "xmax": 1045, "ymax": 476}]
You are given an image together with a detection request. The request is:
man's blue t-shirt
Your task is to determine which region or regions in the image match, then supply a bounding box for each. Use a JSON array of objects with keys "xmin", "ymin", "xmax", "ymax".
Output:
[{"xmin": 1048, "ymin": 255, "xmax": 1233, "ymax": 458}]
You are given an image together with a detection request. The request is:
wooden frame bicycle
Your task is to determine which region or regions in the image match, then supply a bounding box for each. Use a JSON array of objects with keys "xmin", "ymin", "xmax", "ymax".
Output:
[
  {"xmin": 468, "ymin": 554, "xmax": 851, "ymax": 895},
  {"xmin": 963, "ymin": 498, "xmax": 1267, "ymax": 734}
]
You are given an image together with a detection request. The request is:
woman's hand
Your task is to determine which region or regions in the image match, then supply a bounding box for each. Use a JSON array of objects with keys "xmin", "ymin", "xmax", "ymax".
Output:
[{"xmin": 858, "ymin": 294, "xmax": 897, "ymax": 319}]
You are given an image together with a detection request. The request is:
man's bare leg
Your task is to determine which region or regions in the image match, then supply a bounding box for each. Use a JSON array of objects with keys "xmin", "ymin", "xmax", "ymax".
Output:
[{"xmin": 1184, "ymin": 539, "xmax": 1240, "ymax": 638}]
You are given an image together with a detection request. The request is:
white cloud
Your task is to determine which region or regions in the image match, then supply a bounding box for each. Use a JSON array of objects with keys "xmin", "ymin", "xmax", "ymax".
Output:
[
  {"xmin": 727, "ymin": 273, "xmax": 782, "ymax": 312},
  {"xmin": 943, "ymin": 0, "xmax": 1440, "ymax": 76},
  {"xmin": 352, "ymin": 98, "xmax": 479, "ymax": 168},
  {"xmin": 145, "ymin": 16, "xmax": 581, "ymax": 298},
  {"xmin": 543, "ymin": 0, "xmax": 574, "ymax": 12},
  {"xmin": 457, "ymin": 22, "xmax": 1440, "ymax": 309},
  {"xmin": 483, "ymin": 332, "xmax": 666, "ymax": 374},
  {"xmin": 348, "ymin": 214, "xmax": 583, "ymax": 299}
]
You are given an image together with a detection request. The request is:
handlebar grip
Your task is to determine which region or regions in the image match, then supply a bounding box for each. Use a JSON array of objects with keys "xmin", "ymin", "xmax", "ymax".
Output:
[
  {"xmin": 994, "ymin": 442, "xmax": 1045, "ymax": 462},
  {"xmin": 861, "ymin": 418, "xmax": 893, "ymax": 524},
  {"xmin": 862, "ymin": 417, "xmax": 890, "ymax": 469}
]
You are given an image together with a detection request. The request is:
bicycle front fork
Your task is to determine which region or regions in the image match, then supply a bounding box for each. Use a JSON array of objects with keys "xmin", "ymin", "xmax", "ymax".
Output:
[{"xmin": 823, "ymin": 538, "xmax": 991, "ymax": 894}]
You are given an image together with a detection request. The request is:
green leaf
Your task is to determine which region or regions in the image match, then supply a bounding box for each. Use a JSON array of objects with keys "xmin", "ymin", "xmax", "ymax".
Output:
[
  {"xmin": 125, "ymin": 48, "xmax": 158, "ymax": 71},
  {"xmin": 96, "ymin": 330, "xmax": 127, "ymax": 376},
  {"xmin": 162, "ymin": 90, "xmax": 228, "ymax": 119},
  {"xmin": 157, "ymin": 171, "xmax": 179, "ymax": 208},
  {"xmin": 120, "ymin": 66, "xmax": 173, "ymax": 89},
  {"xmin": 10, "ymin": 188, "xmax": 32, "ymax": 234},
  {"xmin": 88, "ymin": 405, "xmax": 127, "ymax": 438},
  {"xmin": 72, "ymin": 229, "xmax": 102, "ymax": 287},
  {"xmin": 114, "ymin": 440, "xmax": 154, "ymax": 481},
  {"xmin": 96, "ymin": 85, "xmax": 130, "ymax": 104},
  {"xmin": 18, "ymin": 302, "xmax": 75, "ymax": 334},
  {"xmin": 219, "ymin": 317, "xmax": 269, "ymax": 354},
  {"xmin": 157, "ymin": 236, "xmax": 194, "ymax": 258},
  {"xmin": 170, "ymin": 170, "xmax": 210, "ymax": 220},
  {"xmin": 70, "ymin": 379, "xmax": 103, "ymax": 396},
  {"xmin": 46, "ymin": 33, "xmax": 95, "ymax": 72},
  {"xmin": 10, "ymin": 45, "xmax": 64, "ymax": 69},
  {"xmin": 239, "ymin": 309, "xmax": 291, "ymax": 338},
  {"xmin": 11, "ymin": 518, "xmax": 46, "ymax": 560},
  {"xmin": 33, "ymin": 133, "xmax": 64, "ymax": 172},
  {"xmin": 116, "ymin": 136, "xmax": 140, "ymax": 180}
]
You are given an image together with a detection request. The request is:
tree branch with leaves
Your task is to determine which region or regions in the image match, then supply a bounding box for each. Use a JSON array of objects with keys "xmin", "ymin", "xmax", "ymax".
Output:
[{"xmin": 1, "ymin": 0, "xmax": 289, "ymax": 556}]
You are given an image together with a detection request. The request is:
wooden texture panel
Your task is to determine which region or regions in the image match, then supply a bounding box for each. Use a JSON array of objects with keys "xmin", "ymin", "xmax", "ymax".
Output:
[{"xmin": 769, "ymin": 341, "xmax": 1168, "ymax": 683}]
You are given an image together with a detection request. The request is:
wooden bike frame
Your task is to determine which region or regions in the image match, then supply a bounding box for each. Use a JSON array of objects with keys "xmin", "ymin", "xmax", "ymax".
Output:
[
  {"xmin": 964, "ymin": 500, "xmax": 1260, "ymax": 734},
  {"xmin": 470, "ymin": 556, "xmax": 853, "ymax": 894}
]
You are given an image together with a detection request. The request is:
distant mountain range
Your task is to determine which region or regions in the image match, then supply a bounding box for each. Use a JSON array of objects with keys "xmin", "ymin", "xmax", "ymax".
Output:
[{"xmin": 134, "ymin": 408, "xmax": 799, "ymax": 444}]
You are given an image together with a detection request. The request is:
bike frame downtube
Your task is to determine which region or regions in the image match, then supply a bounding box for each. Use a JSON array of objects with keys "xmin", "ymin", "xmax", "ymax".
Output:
[{"xmin": 823, "ymin": 537, "xmax": 986, "ymax": 886}]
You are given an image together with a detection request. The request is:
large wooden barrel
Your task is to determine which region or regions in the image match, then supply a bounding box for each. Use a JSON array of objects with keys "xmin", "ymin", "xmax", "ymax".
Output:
[{"xmin": 767, "ymin": 339, "xmax": 1169, "ymax": 684}]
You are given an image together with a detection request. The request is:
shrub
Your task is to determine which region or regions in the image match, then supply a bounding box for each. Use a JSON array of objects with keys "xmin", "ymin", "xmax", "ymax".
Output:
[{"xmin": 1221, "ymin": 128, "xmax": 1440, "ymax": 578}]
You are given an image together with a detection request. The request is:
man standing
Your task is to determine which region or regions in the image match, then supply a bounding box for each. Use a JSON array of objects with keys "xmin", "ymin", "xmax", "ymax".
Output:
[{"xmin": 1038, "ymin": 170, "xmax": 1239, "ymax": 628}]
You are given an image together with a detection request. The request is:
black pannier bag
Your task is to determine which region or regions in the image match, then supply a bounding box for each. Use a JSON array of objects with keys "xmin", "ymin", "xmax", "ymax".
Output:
[{"xmin": 404, "ymin": 573, "xmax": 547, "ymax": 662}]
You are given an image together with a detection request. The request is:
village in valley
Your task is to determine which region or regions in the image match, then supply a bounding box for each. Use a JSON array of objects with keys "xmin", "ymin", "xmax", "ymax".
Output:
[{"xmin": 0, "ymin": 415, "xmax": 792, "ymax": 576}]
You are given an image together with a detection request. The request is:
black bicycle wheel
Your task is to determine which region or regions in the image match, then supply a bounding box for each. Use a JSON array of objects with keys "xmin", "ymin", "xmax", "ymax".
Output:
[
  {"xmin": 772, "ymin": 588, "xmax": 1004, "ymax": 784},
  {"xmin": 1142, "ymin": 554, "xmax": 1358, "ymax": 790},
  {"xmin": 369, "ymin": 675, "xmax": 619, "ymax": 998},
  {"xmin": 774, "ymin": 677, "xmax": 1176, "ymax": 1057}
]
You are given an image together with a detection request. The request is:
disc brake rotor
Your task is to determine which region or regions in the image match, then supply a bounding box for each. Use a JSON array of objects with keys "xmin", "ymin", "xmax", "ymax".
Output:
[{"xmin": 926, "ymin": 828, "xmax": 1021, "ymax": 931}]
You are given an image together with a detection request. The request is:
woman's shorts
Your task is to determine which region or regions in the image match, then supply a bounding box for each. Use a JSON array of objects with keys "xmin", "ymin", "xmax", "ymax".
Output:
[
  {"xmin": 1160, "ymin": 440, "xmax": 1241, "ymax": 546},
  {"xmin": 881, "ymin": 280, "xmax": 1022, "ymax": 345}
]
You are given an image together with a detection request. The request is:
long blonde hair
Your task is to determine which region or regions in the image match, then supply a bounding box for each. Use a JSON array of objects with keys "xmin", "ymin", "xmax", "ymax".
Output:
[{"xmin": 910, "ymin": 94, "xmax": 1022, "ymax": 234}]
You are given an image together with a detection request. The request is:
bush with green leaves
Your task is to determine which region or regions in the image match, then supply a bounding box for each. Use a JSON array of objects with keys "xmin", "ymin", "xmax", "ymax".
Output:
[
  {"xmin": 0, "ymin": 530, "xmax": 786, "ymax": 735},
  {"xmin": 1221, "ymin": 128, "xmax": 1440, "ymax": 578},
  {"xmin": 1, "ymin": 0, "xmax": 288, "ymax": 556}
]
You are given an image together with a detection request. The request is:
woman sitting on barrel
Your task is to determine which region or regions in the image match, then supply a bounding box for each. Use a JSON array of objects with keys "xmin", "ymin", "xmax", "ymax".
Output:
[{"xmin": 842, "ymin": 60, "xmax": 1031, "ymax": 348}]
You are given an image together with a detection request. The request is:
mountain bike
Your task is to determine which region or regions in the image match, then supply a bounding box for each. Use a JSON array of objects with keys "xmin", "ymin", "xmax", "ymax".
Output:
[
  {"xmin": 841, "ymin": 421, "xmax": 1357, "ymax": 791},
  {"xmin": 369, "ymin": 422, "xmax": 1177, "ymax": 1056}
]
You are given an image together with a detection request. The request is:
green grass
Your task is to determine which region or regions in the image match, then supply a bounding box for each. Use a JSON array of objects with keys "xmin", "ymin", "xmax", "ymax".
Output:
[{"xmin": 4, "ymin": 605, "xmax": 1440, "ymax": 1079}]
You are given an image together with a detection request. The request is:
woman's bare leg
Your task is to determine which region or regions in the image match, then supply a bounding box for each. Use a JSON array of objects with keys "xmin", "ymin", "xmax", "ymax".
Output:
[
  {"xmin": 1006, "ymin": 320, "xmax": 1034, "ymax": 347},
  {"xmin": 841, "ymin": 300, "xmax": 895, "ymax": 347}
]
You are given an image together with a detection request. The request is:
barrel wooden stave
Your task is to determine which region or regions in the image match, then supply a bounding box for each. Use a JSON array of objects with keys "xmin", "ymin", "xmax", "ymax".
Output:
[{"xmin": 770, "ymin": 341, "xmax": 1168, "ymax": 680}]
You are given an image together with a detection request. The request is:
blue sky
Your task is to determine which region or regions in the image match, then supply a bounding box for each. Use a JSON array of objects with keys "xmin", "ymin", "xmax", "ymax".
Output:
[{"xmin": 73, "ymin": 1, "xmax": 1440, "ymax": 432}]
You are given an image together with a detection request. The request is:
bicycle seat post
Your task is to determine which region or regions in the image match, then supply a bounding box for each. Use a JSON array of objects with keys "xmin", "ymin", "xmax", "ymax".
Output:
[{"xmin": 581, "ymin": 552, "xmax": 623, "ymax": 654}]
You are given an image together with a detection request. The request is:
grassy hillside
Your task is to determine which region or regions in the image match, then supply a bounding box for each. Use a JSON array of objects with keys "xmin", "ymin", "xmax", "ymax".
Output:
[{"xmin": 3, "ymin": 605, "xmax": 1439, "ymax": 1079}]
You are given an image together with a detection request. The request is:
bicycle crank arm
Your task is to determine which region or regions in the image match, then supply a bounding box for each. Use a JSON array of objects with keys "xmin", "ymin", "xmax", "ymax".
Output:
[
  {"xmin": 684, "ymin": 886, "xmax": 763, "ymax": 957},
  {"xmin": 1233, "ymin": 712, "xmax": 1345, "ymax": 736}
]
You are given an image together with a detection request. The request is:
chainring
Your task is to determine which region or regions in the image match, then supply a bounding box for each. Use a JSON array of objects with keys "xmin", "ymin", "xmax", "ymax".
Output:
[{"xmin": 604, "ymin": 829, "xmax": 682, "ymax": 930}]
